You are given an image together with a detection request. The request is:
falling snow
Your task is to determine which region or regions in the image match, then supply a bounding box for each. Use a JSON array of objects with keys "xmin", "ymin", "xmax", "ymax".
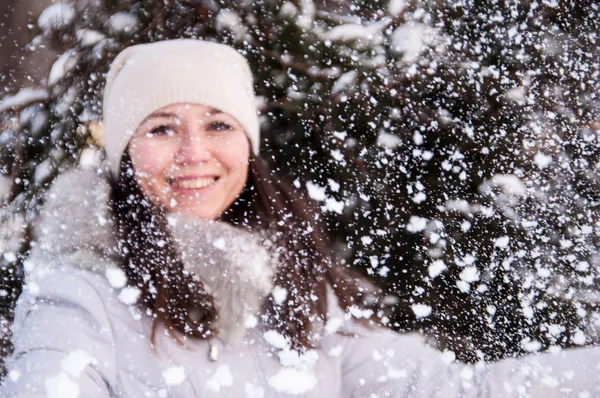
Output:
[
  {"xmin": 2, "ymin": 0, "xmax": 600, "ymax": 395},
  {"xmin": 411, "ymin": 304, "xmax": 432, "ymax": 319}
]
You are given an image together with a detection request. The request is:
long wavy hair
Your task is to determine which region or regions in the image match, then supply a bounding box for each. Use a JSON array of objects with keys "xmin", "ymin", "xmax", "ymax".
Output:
[{"xmin": 109, "ymin": 149, "xmax": 377, "ymax": 350}]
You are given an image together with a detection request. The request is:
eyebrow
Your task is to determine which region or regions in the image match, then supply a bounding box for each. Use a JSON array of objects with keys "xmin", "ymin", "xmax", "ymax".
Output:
[
  {"xmin": 206, "ymin": 108, "xmax": 223, "ymax": 115},
  {"xmin": 144, "ymin": 111, "xmax": 176, "ymax": 121},
  {"xmin": 140, "ymin": 107, "xmax": 223, "ymax": 126}
]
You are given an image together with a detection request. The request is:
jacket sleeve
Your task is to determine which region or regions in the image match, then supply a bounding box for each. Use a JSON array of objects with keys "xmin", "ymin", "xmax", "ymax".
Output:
[
  {"xmin": 1, "ymin": 268, "xmax": 118, "ymax": 397},
  {"xmin": 340, "ymin": 323, "xmax": 600, "ymax": 397}
]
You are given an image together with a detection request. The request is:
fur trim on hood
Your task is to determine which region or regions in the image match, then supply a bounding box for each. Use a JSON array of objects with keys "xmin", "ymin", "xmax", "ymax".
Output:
[
  {"xmin": 27, "ymin": 166, "xmax": 275, "ymax": 343},
  {"xmin": 27, "ymin": 167, "xmax": 119, "ymax": 277},
  {"xmin": 168, "ymin": 214, "xmax": 276, "ymax": 342}
]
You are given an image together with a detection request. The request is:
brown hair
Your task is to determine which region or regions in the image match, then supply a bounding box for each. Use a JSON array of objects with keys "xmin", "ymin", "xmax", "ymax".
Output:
[{"xmin": 109, "ymin": 150, "xmax": 377, "ymax": 350}]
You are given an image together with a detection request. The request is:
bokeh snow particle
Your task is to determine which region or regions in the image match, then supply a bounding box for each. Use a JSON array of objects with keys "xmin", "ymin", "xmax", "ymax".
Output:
[
  {"xmin": 306, "ymin": 181, "xmax": 326, "ymax": 202},
  {"xmin": 105, "ymin": 268, "xmax": 127, "ymax": 289},
  {"xmin": 38, "ymin": 4, "xmax": 75, "ymax": 31},
  {"xmin": 406, "ymin": 216, "xmax": 428, "ymax": 232},
  {"xmin": 428, "ymin": 260, "xmax": 447, "ymax": 278},
  {"xmin": 118, "ymin": 287, "xmax": 141, "ymax": 305},
  {"xmin": 44, "ymin": 372, "xmax": 80, "ymax": 398},
  {"xmin": 245, "ymin": 382, "xmax": 265, "ymax": 398},
  {"xmin": 162, "ymin": 366, "xmax": 186, "ymax": 386},
  {"xmin": 411, "ymin": 303, "xmax": 432, "ymax": 319},
  {"xmin": 268, "ymin": 368, "xmax": 317, "ymax": 396},
  {"xmin": 272, "ymin": 286, "xmax": 288, "ymax": 305},
  {"xmin": 206, "ymin": 365, "xmax": 233, "ymax": 392},
  {"xmin": 494, "ymin": 236, "xmax": 510, "ymax": 249},
  {"xmin": 534, "ymin": 152, "xmax": 553, "ymax": 168},
  {"xmin": 459, "ymin": 267, "xmax": 479, "ymax": 283},
  {"xmin": 61, "ymin": 350, "xmax": 97, "ymax": 378},
  {"xmin": 263, "ymin": 330, "xmax": 289, "ymax": 350},
  {"xmin": 108, "ymin": 12, "xmax": 138, "ymax": 34}
]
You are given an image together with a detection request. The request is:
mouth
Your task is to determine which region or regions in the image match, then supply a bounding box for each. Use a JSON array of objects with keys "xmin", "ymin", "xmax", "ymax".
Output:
[{"xmin": 168, "ymin": 176, "xmax": 219, "ymax": 190}]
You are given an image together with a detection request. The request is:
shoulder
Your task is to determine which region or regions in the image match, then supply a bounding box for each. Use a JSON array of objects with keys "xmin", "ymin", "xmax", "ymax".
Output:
[
  {"xmin": 5, "ymin": 266, "xmax": 133, "ymax": 397},
  {"xmin": 35, "ymin": 166, "xmax": 113, "ymax": 240},
  {"xmin": 10, "ymin": 264, "xmax": 148, "ymax": 371},
  {"xmin": 14, "ymin": 264, "xmax": 137, "ymax": 336},
  {"xmin": 22, "ymin": 265, "xmax": 116, "ymax": 304}
]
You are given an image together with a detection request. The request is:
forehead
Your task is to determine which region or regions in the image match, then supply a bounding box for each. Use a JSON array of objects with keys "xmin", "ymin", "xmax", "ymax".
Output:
[{"xmin": 145, "ymin": 103, "xmax": 224, "ymax": 121}]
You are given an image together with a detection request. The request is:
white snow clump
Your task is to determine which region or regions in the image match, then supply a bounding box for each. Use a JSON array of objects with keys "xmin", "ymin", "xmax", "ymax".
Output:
[
  {"xmin": 76, "ymin": 29, "xmax": 106, "ymax": 47},
  {"xmin": 61, "ymin": 350, "xmax": 97, "ymax": 378},
  {"xmin": 206, "ymin": 365, "xmax": 233, "ymax": 392},
  {"xmin": 245, "ymin": 382, "xmax": 265, "ymax": 398},
  {"xmin": 279, "ymin": 2, "xmax": 298, "ymax": 19},
  {"xmin": 388, "ymin": 0, "xmax": 408, "ymax": 17},
  {"xmin": 377, "ymin": 131, "xmax": 402, "ymax": 148},
  {"xmin": 306, "ymin": 181, "xmax": 326, "ymax": 201},
  {"xmin": 505, "ymin": 86, "xmax": 527, "ymax": 102},
  {"xmin": 162, "ymin": 366, "xmax": 186, "ymax": 386},
  {"xmin": 108, "ymin": 12, "xmax": 138, "ymax": 33},
  {"xmin": 323, "ymin": 18, "xmax": 391, "ymax": 48},
  {"xmin": 331, "ymin": 70, "xmax": 358, "ymax": 94},
  {"xmin": 45, "ymin": 372, "xmax": 80, "ymax": 398},
  {"xmin": 272, "ymin": 286, "xmax": 288, "ymax": 305},
  {"xmin": 459, "ymin": 267, "xmax": 480, "ymax": 283},
  {"xmin": 38, "ymin": 4, "xmax": 75, "ymax": 31},
  {"xmin": 391, "ymin": 22, "xmax": 442, "ymax": 63},
  {"xmin": 268, "ymin": 368, "xmax": 317, "ymax": 396},
  {"xmin": 406, "ymin": 216, "xmax": 428, "ymax": 232},
  {"xmin": 263, "ymin": 330, "xmax": 289, "ymax": 350},
  {"xmin": 49, "ymin": 51, "xmax": 78, "ymax": 87},
  {"xmin": 534, "ymin": 152, "xmax": 553, "ymax": 168},
  {"xmin": 428, "ymin": 260, "xmax": 447, "ymax": 278},
  {"xmin": 216, "ymin": 10, "xmax": 249, "ymax": 41},
  {"xmin": 521, "ymin": 338, "xmax": 542, "ymax": 353},
  {"xmin": 105, "ymin": 267, "xmax": 127, "ymax": 289},
  {"xmin": 494, "ymin": 236, "xmax": 510, "ymax": 249},
  {"xmin": 411, "ymin": 303, "xmax": 432, "ymax": 319},
  {"xmin": 324, "ymin": 197, "xmax": 345, "ymax": 214},
  {"xmin": 118, "ymin": 286, "xmax": 141, "ymax": 305},
  {"xmin": 0, "ymin": 88, "xmax": 47, "ymax": 113},
  {"xmin": 212, "ymin": 237, "xmax": 227, "ymax": 250},
  {"xmin": 480, "ymin": 174, "xmax": 527, "ymax": 197}
]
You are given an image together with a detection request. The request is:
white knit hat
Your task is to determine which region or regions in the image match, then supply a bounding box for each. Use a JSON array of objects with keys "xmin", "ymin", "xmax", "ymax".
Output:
[{"xmin": 103, "ymin": 39, "xmax": 260, "ymax": 178}]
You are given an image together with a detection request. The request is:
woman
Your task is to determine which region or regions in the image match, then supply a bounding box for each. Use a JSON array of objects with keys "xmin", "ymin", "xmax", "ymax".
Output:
[{"xmin": 2, "ymin": 39, "xmax": 600, "ymax": 398}]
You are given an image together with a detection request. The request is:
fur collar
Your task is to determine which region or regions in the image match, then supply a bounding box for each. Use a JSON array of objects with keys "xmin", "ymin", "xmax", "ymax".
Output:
[
  {"xmin": 28, "ymin": 165, "xmax": 275, "ymax": 343},
  {"xmin": 168, "ymin": 214, "xmax": 276, "ymax": 342},
  {"xmin": 27, "ymin": 167, "xmax": 119, "ymax": 276}
]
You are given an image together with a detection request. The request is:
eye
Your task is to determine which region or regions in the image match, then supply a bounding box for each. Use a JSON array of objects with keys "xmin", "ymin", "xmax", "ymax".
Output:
[
  {"xmin": 145, "ymin": 125, "xmax": 175, "ymax": 138},
  {"xmin": 207, "ymin": 121, "xmax": 233, "ymax": 132}
]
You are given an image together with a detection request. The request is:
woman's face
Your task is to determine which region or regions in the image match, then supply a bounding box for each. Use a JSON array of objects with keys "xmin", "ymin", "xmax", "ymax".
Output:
[{"xmin": 128, "ymin": 103, "xmax": 250, "ymax": 220}]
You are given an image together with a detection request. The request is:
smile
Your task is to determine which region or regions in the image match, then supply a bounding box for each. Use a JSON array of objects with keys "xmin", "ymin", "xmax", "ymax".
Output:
[{"xmin": 169, "ymin": 176, "xmax": 218, "ymax": 190}]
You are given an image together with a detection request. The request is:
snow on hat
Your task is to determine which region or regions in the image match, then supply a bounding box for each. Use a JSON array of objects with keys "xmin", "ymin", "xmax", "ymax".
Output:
[{"xmin": 102, "ymin": 39, "xmax": 260, "ymax": 178}]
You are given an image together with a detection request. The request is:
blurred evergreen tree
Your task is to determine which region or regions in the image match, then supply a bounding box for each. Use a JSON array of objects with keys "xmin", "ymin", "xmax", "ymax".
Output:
[{"xmin": 0, "ymin": 0, "xmax": 599, "ymax": 374}]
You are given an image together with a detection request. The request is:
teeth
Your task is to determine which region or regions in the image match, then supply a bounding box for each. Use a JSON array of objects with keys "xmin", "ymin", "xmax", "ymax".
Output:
[{"xmin": 172, "ymin": 177, "xmax": 217, "ymax": 189}]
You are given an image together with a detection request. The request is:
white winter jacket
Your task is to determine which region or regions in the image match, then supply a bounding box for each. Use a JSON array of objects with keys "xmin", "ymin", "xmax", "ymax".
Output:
[{"xmin": 2, "ymin": 167, "xmax": 600, "ymax": 397}]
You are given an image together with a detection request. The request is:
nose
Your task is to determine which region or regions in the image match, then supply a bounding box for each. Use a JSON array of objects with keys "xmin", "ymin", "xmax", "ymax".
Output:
[{"xmin": 175, "ymin": 131, "xmax": 211, "ymax": 165}]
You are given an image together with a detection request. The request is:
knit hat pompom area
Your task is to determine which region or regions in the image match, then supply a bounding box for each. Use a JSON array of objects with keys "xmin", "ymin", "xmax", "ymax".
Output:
[{"xmin": 102, "ymin": 39, "xmax": 260, "ymax": 178}]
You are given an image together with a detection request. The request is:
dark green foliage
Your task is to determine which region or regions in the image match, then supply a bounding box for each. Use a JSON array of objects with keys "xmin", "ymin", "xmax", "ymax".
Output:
[{"xmin": 1, "ymin": 0, "xmax": 599, "ymax": 374}]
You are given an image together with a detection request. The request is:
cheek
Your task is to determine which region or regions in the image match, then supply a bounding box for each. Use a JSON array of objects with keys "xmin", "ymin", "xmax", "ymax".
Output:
[
  {"xmin": 217, "ymin": 135, "xmax": 250, "ymax": 173},
  {"xmin": 223, "ymin": 154, "xmax": 249, "ymax": 176},
  {"xmin": 129, "ymin": 140, "xmax": 175, "ymax": 176}
]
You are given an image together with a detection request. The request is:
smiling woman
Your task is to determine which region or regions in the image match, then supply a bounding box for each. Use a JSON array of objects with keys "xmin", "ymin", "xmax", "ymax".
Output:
[
  {"xmin": 3, "ymin": 39, "xmax": 600, "ymax": 398},
  {"xmin": 129, "ymin": 103, "xmax": 250, "ymax": 219}
]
